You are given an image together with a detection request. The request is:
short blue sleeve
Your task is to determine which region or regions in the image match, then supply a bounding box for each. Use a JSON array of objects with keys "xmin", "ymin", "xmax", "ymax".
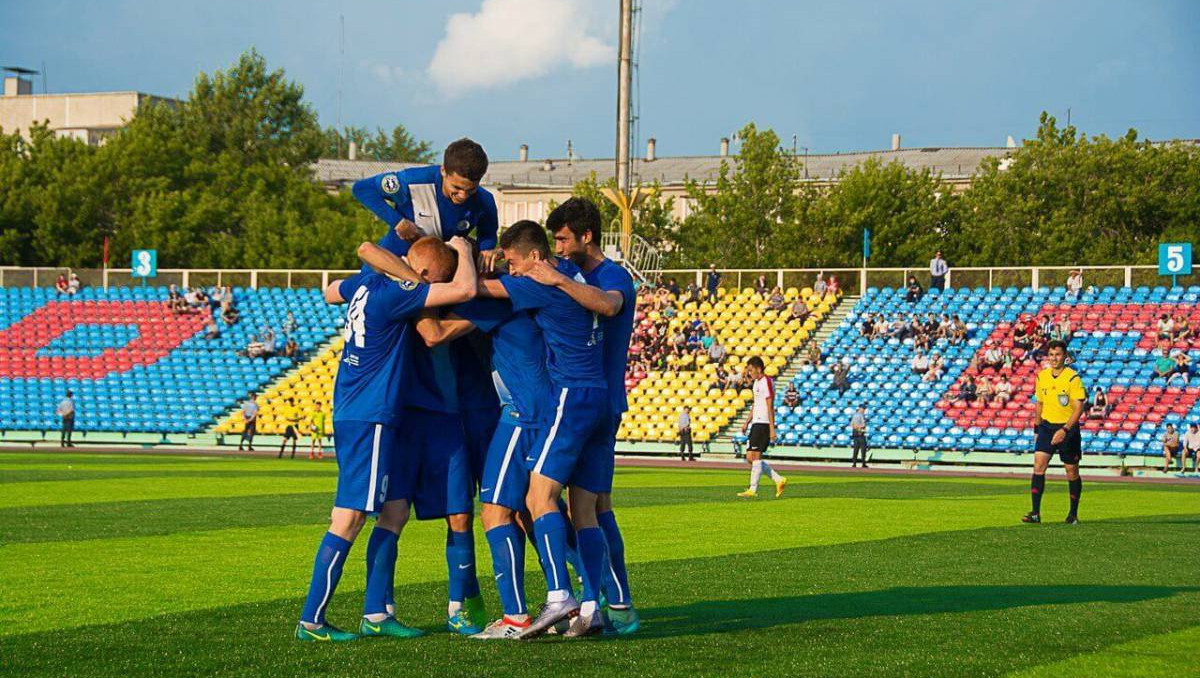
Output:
[
  {"xmin": 374, "ymin": 280, "xmax": 430, "ymax": 321},
  {"xmin": 500, "ymin": 275, "xmax": 555, "ymax": 313},
  {"xmin": 337, "ymin": 274, "xmax": 364, "ymax": 302},
  {"xmin": 452, "ymin": 298, "xmax": 513, "ymax": 333}
]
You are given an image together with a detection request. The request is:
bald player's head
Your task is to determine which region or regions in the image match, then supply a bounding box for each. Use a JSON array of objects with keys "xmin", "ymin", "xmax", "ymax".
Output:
[{"xmin": 407, "ymin": 236, "xmax": 458, "ymax": 283}]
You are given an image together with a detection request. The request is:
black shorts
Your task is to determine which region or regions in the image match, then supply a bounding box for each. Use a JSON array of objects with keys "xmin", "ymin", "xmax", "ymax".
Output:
[
  {"xmin": 1034, "ymin": 421, "xmax": 1082, "ymax": 465},
  {"xmin": 747, "ymin": 423, "xmax": 771, "ymax": 453},
  {"xmin": 283, "ymin": 425, "xmax": 299, "ymax": 439}
]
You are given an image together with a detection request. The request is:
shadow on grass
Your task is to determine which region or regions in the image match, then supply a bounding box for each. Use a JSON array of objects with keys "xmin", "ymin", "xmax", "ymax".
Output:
[{"xmin": 640, "ymin": 585, "xmax": 1196, "ymax": 637}]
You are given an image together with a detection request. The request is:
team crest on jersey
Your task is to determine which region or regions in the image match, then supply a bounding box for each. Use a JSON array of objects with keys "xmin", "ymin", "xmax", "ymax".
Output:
[
  {"xmin": 381, "ymin": 175, "xmax": 400, "ymax": 194},
  {"xmin": 398, "ymin": 280, "xmax": 418, "ymax": 291},
  {"xmin": 456, "ymin": 220, "xmax": 471, "ymax": 233},
  {"xmin": 1057, "ymin": 394, "xmax": 1069, "ymax": 407}
]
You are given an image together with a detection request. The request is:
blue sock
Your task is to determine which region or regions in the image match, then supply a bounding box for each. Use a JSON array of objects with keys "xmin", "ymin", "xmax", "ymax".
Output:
[
  {"xmin": 363, "ymin": 526, "xmax": 398, "ymax": 616},
  {"xmin": 485, "ymin": 523, "xmax": 527, "ymax": 616},
  {"xmin": 557, "ymin": 497, "xmax": 583, "ymax": 591},
  {"xmin": 576, "ymin": 526, "xmax": 607, "ymax": 605},
  {"xmin": 446, "ymin": 529, "xmax": 479, "ymax": 603},
  {"xmin": 300, "ymin": 532, "xmax": 352, "ymax": 625},
  {"xmin": 532, "ymin": 512, "xmax": 570, "ymax": 595},
  {"xmin": 598, "ymin": 510, "xmax": 632, "ymax": 607}
]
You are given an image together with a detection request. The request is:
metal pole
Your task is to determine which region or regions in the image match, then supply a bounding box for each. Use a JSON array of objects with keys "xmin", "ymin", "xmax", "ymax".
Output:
[{"xmin": 615, "ymin": 0, "xmax": 634, "ymax": 196}]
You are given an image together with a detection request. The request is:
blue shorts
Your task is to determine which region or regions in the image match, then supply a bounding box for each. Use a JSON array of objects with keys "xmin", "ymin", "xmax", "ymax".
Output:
[
  {"xmin": 401, "ymin": 409, "xmax": 473, "ymax": 521},
  {"xmin": 462, "ymin": 406, "xmax": 500, "ymax": 491},
  {"xmin": 332, "ymin": 421, "xmax": 414, "ymax": 513},
  {"xmin": 527, "ymin": 386, "xmax": 612, "ymax": 494},
  {"xmin": 480, "ymin": 408, "xmax": 540, "ymax": 511},
  {"xmin": 579, "ymin": 412, "xmax": 621, "ymax": 495}
]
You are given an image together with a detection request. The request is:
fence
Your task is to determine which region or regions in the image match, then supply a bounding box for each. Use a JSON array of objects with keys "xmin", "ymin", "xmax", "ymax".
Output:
[
  {"xmin": 647, "ymin": 265, "xmax": 1199, "ymax": 297},
  {"xmin": 2, "ymin": 264, "xmax": 1196, "ymax": 293}
]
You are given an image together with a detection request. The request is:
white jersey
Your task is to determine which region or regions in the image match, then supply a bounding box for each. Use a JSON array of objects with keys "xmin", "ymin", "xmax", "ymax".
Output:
[{"xmin": 751, "ymin": 375, "xmax": 774, "ymax": 424}]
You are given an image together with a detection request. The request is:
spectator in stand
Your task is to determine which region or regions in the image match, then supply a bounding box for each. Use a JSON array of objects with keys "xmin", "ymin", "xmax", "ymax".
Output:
[
  {"xmin": 832, "ymin": 358, "xmax": 852, "ymax": 395},
  {"xmin": 1162, "ymin": 424, "xmax": 1180, "ymax": 473},
  {"xmin": 707, "ymin": 339, "xmax": 727, "ymax": 365},
  {"xmin": 706, "ymin": 264, "xmax": 721, "ymax": 298},
  {"xmin": 826, "ymin": 275, "xmax": 840, "ymax": 299},
  {"xmin": 924, "ymin": 352, "xmax": 945, "ymax": 382},
  {"xmin": 980, "ymin": 342, "xmax": 1007, "ymax": 373},
  {"xmin": 209, "ymin": 285, "xmax": 226, "ymax": 312},
  {"xmin": 204, "ymin": 318, "xmax": 221, "ymax": 340},
  {"xmin": 1066, "ymin": 269, "xmax": 1084, "ymax": 300},
  {"xmin": 724, "ymin": 365, "xmax": 745, "ymax": 391},
  {"xmin": 859, "ymin": 313, "xmax": 875, "ymax": 338},
  {"xmin": 57, "ymin": 390, "xmax": 76, "ymax": 447},
  {"xmin": 812, "ymin": 273, "xmax": 828, "ymax": 298},
  {"xmin": 993, "ymin": 374, "xmax": 1014, "ymax": 405},
  {"xmin": 977, "ymin": 375, "xmax": 995, "ymax": 404},
  {"xmin": 67, "ymin": 273, "xmax": 81, "ymax": 295},
  {"xmin": 1168, "ymin": 350, "xmax": 1191, "ymax": 386},
  {"xmin": 929, "ymin": 251, "xmax": 949, "ymax": 291},
  {"xmin": 874, "ymin": 314, "xmax": 890, "ymax": 339},
  {"xmin": 755, "ymin": 274, "xmax": 769, "ymax": 297},
  {"xmin": 956, "ymin": 375, "xmax": 978, "ymax": 402},
  {"xmin": 768, "ymin": 286, "xmax": 787, "ymax": 311},
  {"xmin": 238, "ymin": 397, "xmax": 258, "ymax": 451},
  {"xmin": 1184, "ymin": 423, "xmax": 1200, "ymax": 473},
  {"xmin": 1052, "ymin": 314, "xmax": 1073, "ymax": 343},
  {"xmin": 188, "ymin": 287, "xmax": 208, "ymax": 311},
  {"xmin": 55, "ymin": 274, "xmax": 70, "ymax": 295},
  {"xmin": 1087, "ymin": 386, "xmax": 1110, "ymax": 420},
  {"xmin": 1013, "ymin": 314, "xmax": 1037, "ymax": 353},
  {"xmin": 806, "ymin": 340, "xmax": 822, "ymax": 366},
  {"xmin": 1172, "ymin": 313, "xmax": 1192, "ymax": 342},
  {"xmin": 1154, "ymin": 347, "xmax": 1176, "ymax": 382},
  {"xmin": 850, "ymin": 404, "xmax": 869, "ymax": 468},
  {"xmin": 262, "ymin": 331, "xmax": 278, "ymax": 359},
  {"xmin": 790, "ymin": 297, "xmax": 811, "ymax": 324},
  {"xmin": 910, "ymin": 349, "xmax": 930, "ymax": 376},
  {"xmin": 242, "ymin": 334, "xmax": 265, "ymax": 359},
  {"xmin": 221, "ymin": 300, "xmax": 239, "ymax": 326},
  {"xmin": 683, "ymin": 282, "xmax": 700, "ymax": 304},
  {"xmin": 282, "ymin": 311, "xmax": 298, "ymax": 336},
  {"xmin": 279, "ymin": 398, "xmax": 301, "ymax": 459},
  {"xmin": 283, "ymin": 336, "xmax": 299, "ymax": 361},
  {"xmin": 904, "ymin": 276, "xmax": 923, "ymax": 303},
  {"xmin": 1039, "ymin": 314, "xmax": 1055, "ymax": 339},
  {"xmin": 168, "ymin": 284, "xmax": 187, "ymax": 314},
  {"xmin": 666, "ymin": 277, "xmax": 681, "ymax": 298},
  {"xmin": 783, "ymin": 383, "xmax": 801, "ymax": 408},
  {"xmin": 677, "ymin": 406, "xmax": 695, "ymax": 461},
  {"xmin": 1157, "ymin": 314, "xmax": 1175, "ymax": 341}
]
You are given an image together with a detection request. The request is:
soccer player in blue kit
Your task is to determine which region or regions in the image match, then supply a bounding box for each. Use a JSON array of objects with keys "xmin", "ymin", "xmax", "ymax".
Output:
[
  {"xmin": 412, "ymin": 295, "xmax": 555, "ymax": 639},
  {"xmin": 525, "ymin": 197, "xmax": 640, "ymax": 634},
  {"xmin": 295, "ymin": 235, "xmax": 476, "ymax": 642},
  {"xmin": 476, "ymin": 219, "xmax": 612, "ymax": 638},
  {"xmin": 354, "ymin": 139, "xmax": 499, "ymax": 634}
]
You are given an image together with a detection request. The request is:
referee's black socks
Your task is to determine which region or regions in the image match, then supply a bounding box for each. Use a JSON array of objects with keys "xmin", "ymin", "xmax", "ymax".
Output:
[
  {"xmin": 1030, "ymin": 473, "xmax": 1046, "ymax": 514},
  {"xmin": 1068, "ymin": 477, "xmax": 1082, "ymax": 517}
]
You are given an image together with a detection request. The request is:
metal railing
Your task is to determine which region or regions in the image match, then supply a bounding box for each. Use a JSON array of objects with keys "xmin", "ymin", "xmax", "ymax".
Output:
[{"xmin": 3, "ymin": 264, "xmax": 1195, "ymax": 293}]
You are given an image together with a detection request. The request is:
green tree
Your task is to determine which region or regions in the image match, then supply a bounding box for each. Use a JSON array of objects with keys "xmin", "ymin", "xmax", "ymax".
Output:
[
  {"xmin": 322, "ymin": 124, "xmax": 434, "ymax": 163},
  {"xmin": 565, "ymin": 173, "xmax": 679, "ymax": 254},
  {"xmin": 674, "ymin": 123, "xmax": 803, "ymax": 268}
]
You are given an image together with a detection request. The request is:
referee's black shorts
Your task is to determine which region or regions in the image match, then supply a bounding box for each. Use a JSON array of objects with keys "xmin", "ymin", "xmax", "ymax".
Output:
[
  {"xmin": 747, "ymin": 423, "xmax": 771, "ymax": 453},
  {"xmin": 1034, "ymin": 421, "xmax": 1082, "ymax": 465}
]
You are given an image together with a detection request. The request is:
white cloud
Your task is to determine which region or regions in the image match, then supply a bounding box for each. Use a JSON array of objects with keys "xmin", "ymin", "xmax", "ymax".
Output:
[{"xmin": 428, "ymin": 0, "xmax": 616, "ymax": 98}]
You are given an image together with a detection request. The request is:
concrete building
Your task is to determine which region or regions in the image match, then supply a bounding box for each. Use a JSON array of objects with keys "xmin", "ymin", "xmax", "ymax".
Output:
[
  {"xmin": 313, "ymin": 141, "xmax": 1015, "ymax": 225},
  {"xmin": 1, "ymin": 72, "xmax": 175, "ymax": 145}
]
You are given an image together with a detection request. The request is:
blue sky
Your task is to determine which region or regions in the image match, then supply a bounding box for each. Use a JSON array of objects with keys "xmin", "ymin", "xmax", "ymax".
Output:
[{"xmin": 6, "ymin": 0, "xmax": 1198, "ymax": 159}]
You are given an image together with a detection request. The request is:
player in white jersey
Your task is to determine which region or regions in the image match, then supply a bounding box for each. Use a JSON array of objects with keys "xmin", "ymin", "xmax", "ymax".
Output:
[{"xmin": 738, "ymin": 356, "xmax": 788, "ymax": 498}]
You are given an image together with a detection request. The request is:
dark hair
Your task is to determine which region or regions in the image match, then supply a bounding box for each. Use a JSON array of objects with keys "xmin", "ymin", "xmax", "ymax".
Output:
[
  {"xmin": 746, "ymin": 356, "xmax": 765, "ymax": 370},
  {"xmin": 443, "ymin": 138, "xmax": 488, "ymax": 182},
  {"xmin": 1046, "ymin": 339, "xmax": 1068, "ymax": 352},
  {"xmin": 499, "ymin": 219, "xmax": 551, "ymax": 259},
  {"xmin": 546, "ymin": 197, "xmax": 602, "ymax": 243}
]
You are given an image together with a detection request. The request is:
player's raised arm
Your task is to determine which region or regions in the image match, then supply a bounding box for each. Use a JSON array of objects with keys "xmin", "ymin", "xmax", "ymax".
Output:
[
  {"xmin": 357, "ymin": 242, "xmax": 421, "ymax": 283},
  {"xmin": 414, "ymin": 309, "xmax": 476, "ymax": 348},
  {"xmin": 424, "ymin": 237, "xmax": 478, "ymax": 308},
  {"xmin": 524, "ymin": 259, "xmax": 623, "ymax": 317},
  {"xmin": 324, "ymin": 279, "xmax": 348, "ymax": 304},
  {"xmin": 352, "ymin": 173, "xmax": 406, "ymax": 229}
]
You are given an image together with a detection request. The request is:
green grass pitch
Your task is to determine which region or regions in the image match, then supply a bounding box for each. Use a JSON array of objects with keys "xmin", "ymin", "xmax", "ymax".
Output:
[{"xmin": 1, "ymin": 452, "xmax": 1198, "ymax": 677}]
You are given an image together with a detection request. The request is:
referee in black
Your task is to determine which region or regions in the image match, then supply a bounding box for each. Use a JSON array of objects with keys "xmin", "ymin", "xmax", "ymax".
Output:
[
  {"xmin": 1024, "ymin": 340, "xmax": 1087, "ymax": 524},
  {"xmin": 678, "ymin": 406, "xmax": 695, "ymax": 461},
  {"xmin": 850, "ymin": 404, "xmax": 869, "ymax": 468}
]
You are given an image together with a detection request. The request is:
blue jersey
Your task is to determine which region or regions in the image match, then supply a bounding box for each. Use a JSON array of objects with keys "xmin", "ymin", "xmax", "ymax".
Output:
[
  {"xmin": 333, "ymin": 272, "xmax": 429, "ymax": 425},
  {"xmin": 584, "ymin": 259, "xmax": 635, "ymax": 415},
  {"xmin": 452, "ymin": 331, "xmax": 501, "ymax": 412},
  {"xmin": 500, "ymin": 258, "xmax": 606, "ymax": 389},
  {"xmin": 453, "ymin": 298, "xmax": 554, "ymax": 425},
  {"xmin": 353, "ymin": 164, "xmax": 499, "ymax": 255}
]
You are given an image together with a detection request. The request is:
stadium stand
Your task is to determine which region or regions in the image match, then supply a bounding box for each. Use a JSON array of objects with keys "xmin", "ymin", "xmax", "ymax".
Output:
[
  {"xmin": 215, "ymin": 337, "xmax": 341, "ymax": 436},
  {"xmin": 773, "ymin": 284, "xmax": 1200, "ymax": 454},
  {"xmin": 618, "ymin": 285, "xmax": 839, "ymax": 443},
  {"xmin": 0, "ymin": 285, "xmax": 341, "ymax": 436}
]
